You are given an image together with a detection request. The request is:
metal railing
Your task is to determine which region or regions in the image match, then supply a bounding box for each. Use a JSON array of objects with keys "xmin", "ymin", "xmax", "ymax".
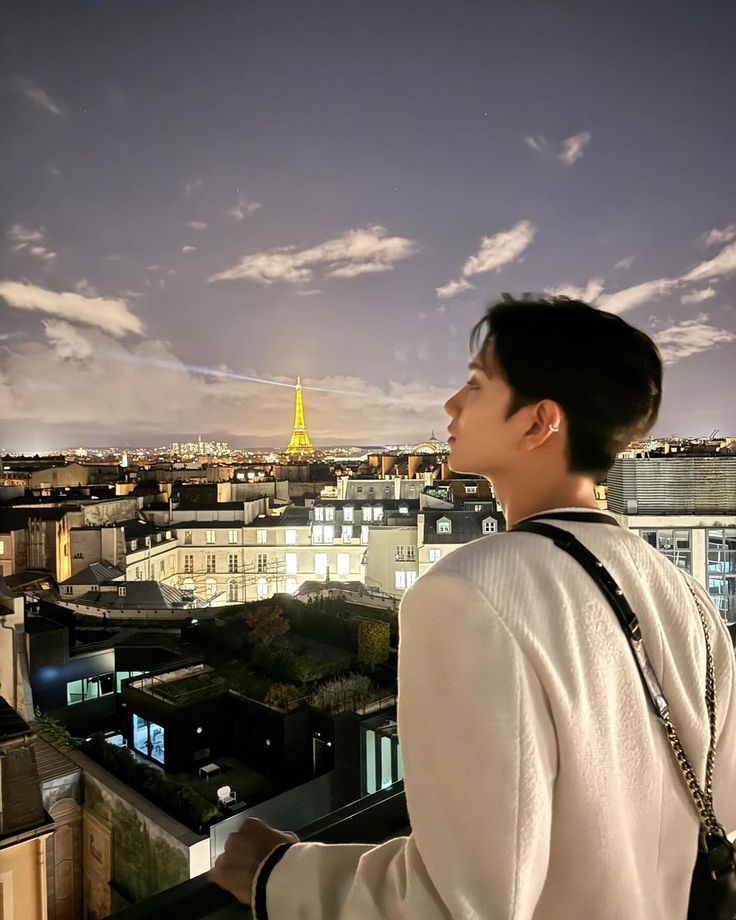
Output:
[{"xmin": 105, "ymin": 782, "xmax": 408, "ymax": 919}]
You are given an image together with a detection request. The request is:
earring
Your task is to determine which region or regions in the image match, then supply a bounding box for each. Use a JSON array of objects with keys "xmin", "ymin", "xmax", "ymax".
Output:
[{"xmin": 548, "ymin": 423, "xmax": 560, "ymax": 432}]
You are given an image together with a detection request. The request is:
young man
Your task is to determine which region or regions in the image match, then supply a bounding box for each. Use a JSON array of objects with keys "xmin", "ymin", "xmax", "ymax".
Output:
[{"xmin": 210, "ymin": 297, "xmax": 736, "ymax": 918}]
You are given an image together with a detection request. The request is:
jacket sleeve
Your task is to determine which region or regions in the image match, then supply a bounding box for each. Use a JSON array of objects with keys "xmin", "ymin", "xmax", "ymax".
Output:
[{"xmin": 251, "ymin": 570, "xmax": 558, "ymax": 919}]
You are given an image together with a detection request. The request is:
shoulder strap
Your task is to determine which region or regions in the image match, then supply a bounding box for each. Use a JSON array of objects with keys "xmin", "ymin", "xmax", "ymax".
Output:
[
  {"xmin": 512, "ymin": 519, "xmax": 724, "ymax": 837},
  {"xmin": 516, "ymin": 510, "xmax": 620, "ymax": 527}
]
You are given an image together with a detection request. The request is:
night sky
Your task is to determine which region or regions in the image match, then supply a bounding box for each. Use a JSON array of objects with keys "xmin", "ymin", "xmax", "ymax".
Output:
[{"xmin": 1, "ymin": 0, "xmax": 735, "ymax": 450}]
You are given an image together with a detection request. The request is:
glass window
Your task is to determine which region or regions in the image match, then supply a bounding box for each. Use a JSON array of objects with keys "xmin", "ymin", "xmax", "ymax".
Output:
[
  {"xmin": 228, "ymin": 580, "xmax": 238, "ymax": 602},
  {"xmin": 482, "ymin": 517, "xmax": 496, "ymax": 535},
  {"xmin": 398, "ymin": 505, "xmax": 408, "ymax": 514},
  {"xmin": 206, "ymin": 530, "xmax": 216, "ymax": 544},
  {"xmin": 395, "ymin": 545, "xmax": 405, "ymax": 560},
  {"xmin": 373, "ymin": 506, "xmax": 384, "ymax": 522},
  {"xmin": 437, "ymin": 519, "xmax": 451, "ymax": 534},
  {"xmin": 395, "ymin": 571, "xmax": 406, "ymax": 589},
  {"xmin": 636, "ymin": 528, "xmax": 691, "ymax": 573},
  {"xmin": 182, "ymin": 577, "xmax": 195, "ymax": 593},
  {"xmin": 312, "ymin": 524, "xmax": 323, "ymax": 544},
  {"xmin": 257, "ymin": 529, "xmax": 268, "ymax": 544},
  {"xmin": 99, "ymin": 673, "xmax": 114, "ymax": 695},
  {"xmin": 342, "ymin": 525, "xmax": 353, "ymax": 544},
  {"xmin": 256, "ymin": 577, "xmax": 268, "ymax": 599},
  {"xmin": 323, "ymin": 525, "xmax": 334, "ymax": 544},
  {"xmin": 285, "ymin": 552, "xmax": 298, "ymax": 574},
  {"xmin": 285, "ymin": 529, "xmax": 297, "ymax": 545},
  {"xmin": 257, "ymin": 553, "xmax": 267, "ymax": 573},
  {"xmin": 205, "ymin": 577, "xmax": 217, "ymax": 598},
  {"xmin": 428, "ymin": 548, "xmax": 441, "ymax": 563},
  {"xmin": 184, "ymin": 531, "xmax": 193, "ymax": 545},
  {"xmin": 406, "ymin": 545, "xmax": 416, "ymax": 561},
  {"xmin": 406, "ymin": 572, "xmax": 417, "ymax": 588},
  {"xmin": 286, "ymin": 577, "xmax": 297, "ymax": 594},
  {"xmin": 206, "ymin": 553, "xmax": 216, "ymax": 573},
  {"xmin": 314, "ymin": 553, "xmax": 327, "ymax": 576},
  {"xmin": 343, "ymin": 506, "xmax": 354, "ymax": 523},
  {"xmin": 337, "ymin": 553, "xmax": 350, "ymax": 576},
  {"xmin": 184, "ymin": 554, "xmax": 194, "ymax": 573},
  {"xmin": 361, "ymin": 525, "xmax": 369, "ymax": 545},
  {"xmin": 325, "ymin": 506, "xmax": 335, "ymax": 521},
  {"xmin": 228, "ymin": 530, "xmax": 239, "ymax": 544},
  {"xmin": 707, "ymin": 529, "xmax": 736, "ymax": 625},
  {"xmin": 228, "ymin": 554, "xmax": 238, "ymax": 573},
  {"xmin": 362, "ymin": 506, "xmax": 373, "ymax": 522},
  {"xmin": 66, "ymin": 680, "xmax": 85, "ymax": 705},
  {"xmin": 314, "ymin": 506, "xmax": 325, "ymax": 521}
]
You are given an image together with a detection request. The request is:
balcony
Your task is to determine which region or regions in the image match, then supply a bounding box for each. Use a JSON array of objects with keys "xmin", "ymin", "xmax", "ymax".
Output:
[{"xmin": 104, "ymin": 782, "xmax": 409, "ymax": 919}]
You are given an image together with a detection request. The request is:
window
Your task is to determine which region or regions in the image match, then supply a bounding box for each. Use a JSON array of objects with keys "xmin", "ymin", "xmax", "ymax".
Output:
[
  {"xmin": 465, "ymin": 485, "xmax": 478, "ymax": 494},
  {"xmin": 73, "ymin": 551, "xmax": 83, "ymax": 559},
  {"xmin": 398, "ymin": 505, "xmax": 408, "ymax": 514},
  {"xmin": 205, "ymin": 577, "xmax": 217, "ymax": 599},
  {"xmin": 228, "ymin": 580, "xmax": 238, "ymax": 602},
  {"xmin": 325, "ymin": 506, "xmax": 335, "ymax": 521},
  {"xmin": 130, "ymin": 539, "xmax": 138, "ymax": 551},
  {"xmin": 285, "ymin": 552, "xmax": 298, "ymax": 574},
  {"xmin": 66, "ymin": 673, "xmax": 115, "ymax": 705},
  {"xmin": 116, "ymin": 669, "xmax": 145, "ymax": 693},
  {"xmin": 133, "ymin": 713, "xmax": 165, "ymax": 765},
  {"xmin": 436, "ymin": 518, "xmax": 452, "ymax": 535},
  {"xmin": 256, "ymin": 577, "xmax": 268, "ymax": 599},
  {"xmin": 312, "ymin": 524, "xmax": 323, "ymax": 544},
  {"xmin": 0, "ymin": 539, "xmax": 4, "ymax": 554},
  {"xmin": 362, "ymin": 506, "xmax": 373, "ymax": 522},
  {"xmin": 373, "ymin": 506, "xmax": 383, "ymax": 522},
  {"xmin": 428, "ymin": 548, "xmax": 442, "ymax": 563},
  {"xmin": 135, "ymin": 568, "xmax": 142, "ymax": 580},
  {"xmin": 314, "ymin": 552, "xmax": 327, "ymax": 576},
  {"xmin": 344, "ymin": 506, "xmax": 354, "ymax": 523},
  {"xmin": 184, "ymin": 531, "xmax": 192, "ymax": 545},
  {"xmin": 314, "ymin": 506, "xmax": 325, "ymax": 521},
  {"xmin": 395, "ymin": 544, "xmax": 405, "ymax": 561},
  {"xmin": 285, "ymin": 529, "xmax": 297, "ymax": 545},
  {"xmin": 228, "ymin": 529, "xmax": 239, "ymax": 544},
  {"xmin": 206, "ymin": 530, "xmax": 216, "ymax": 544},
  {"xmin": 406, "ymin": 545, "xmax": 416, "ymax": 561},
  {"xmin": 286, "ymin": 577, "xmax": 297, "ymax": 594},
  {"xmin": 183, "ymin": 554, "xmax": 194, "ymax": 573},
  {"xmin": 361, "ymin": 525, "xmax": 369, "ymax": 545},
  {"xmin": 395, "ymin": 571, "xmax": 406, "ymax": 589},
  {"xmin": 342, "ymin": 525, "xmax": 353, "ymax": 544},
  {"xmin": 707, "ymin": 529, "xmax": 736, "ymax": 625},
  {"xmin": 159, "ymin": 560, "xmax": 165, "ymax": 576},
  {"xmin": 228, "ymin": 554, "xmax": 238, "ymax": 573},
  {"xmin": 482, "ymin": 517, "xmax": 497, "ymax": 535},
  {"xmin": 323, "ymin": 524, "xmax": 334, "ymax": 545},
  {"xmin": 337, "ymin": 553, "xmax": 350, "ymax": 576},
  {"xmin": 206, "ymin": 553, "xmax": 216, "ymax": 573},
  {"xmin": 257, "ymin": 553, "xmax": 267, "ymax": 573},
  {"xmin": 182, "ymin": 577, "xmax": 195, "ymax": 592},
  {"xmin": 638, "ymin": 529, "xmax": 692, "ymax": 573},
  {"xmin": 406, "ymin": 571, "xmax": 417, "ymax": 588},
  {"xmin": 63, "ymin": 585, "xmax": 73, "ymax": 595},
  {"xmin": 257, "ymin": 529, "xmax": 268, "ymax": 544}
]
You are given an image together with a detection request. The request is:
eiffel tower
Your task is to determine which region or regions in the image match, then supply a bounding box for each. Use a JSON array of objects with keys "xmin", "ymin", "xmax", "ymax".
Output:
[{"xmin": 286, "ymin": 377, "xmax": 315, "ymax": 455}]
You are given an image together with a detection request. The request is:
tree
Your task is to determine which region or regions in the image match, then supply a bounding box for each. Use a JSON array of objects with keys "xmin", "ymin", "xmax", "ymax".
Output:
[
  {"xmin": 357, "ymin": 618, "xmax": 391, "ymax": 670},
  {"xmin": 245, "ymin": 604, "xmax": 291, "ymax": 645}
]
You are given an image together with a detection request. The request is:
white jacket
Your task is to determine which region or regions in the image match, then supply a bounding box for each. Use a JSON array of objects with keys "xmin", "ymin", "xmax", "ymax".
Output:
[{"xmin": 252, "ymin": 507, "xmax": 736, "ymax": 919}]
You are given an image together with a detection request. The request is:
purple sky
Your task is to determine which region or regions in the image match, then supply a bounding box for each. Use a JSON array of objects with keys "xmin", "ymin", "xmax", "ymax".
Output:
[{"xmin": 1, "ymin": 0, "xmax": 735, "ymax": 450}]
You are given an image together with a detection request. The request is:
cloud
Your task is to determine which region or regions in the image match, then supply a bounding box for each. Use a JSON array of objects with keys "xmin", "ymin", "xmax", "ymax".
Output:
[
  {"xmin": 703, "ymin": 225, "xmax": 736, "ymax": 247},
  {"xmin": 558, "ymin": 131, "xmax": 591, "ymax": 165},
  {"xmin": 393, "ymin": 348, "xmax": 407, "ymax": 363},
  {"xmin": 296, "ymin": 288, "xmax": 321, "ymax": 296},
  {"xmin": 184, "ymin": 179, "xmax": 202, "ymax": 196},
  {"xmin": 6, "ymin": 224, "xmax": 56, "ymax": 262},
  {"xmin": 436, "ymin": 277, "xmax": 476, "ymax": 299},
  {"xmin": 653, "ymin": 314, "xmax": 736, "ymax": 365},
  {"xmin": 16, "ymin": 78, "xmax": 64, "ymax": 117},
  {"xmin": 597, "ymin": 277, "xmax": 678, "ymax": 314},
  {"xmin": 228, "ymin": 195, "xmax": 262, "ymax": 221},
  {"xmin": 185, "ymin": 221, "xmax": 208, "ymax": 230},
  {"xmin": 46, "ymin": 164, "xmax": 62, "ymax": 177},
  {"xmin": 43, "ymin": 320, "xmax": 93, "ymax": 360},
  {"xmin": 103, "ymin": 254, "xmax": 123, "ymax": 262},
  {"xmin": 681, "ymin": 287, "xmax": 716, "ymax": 304},
  {"xmin": 461, "ymin": 220, "xmax": 536, "ymax": 278},
  {"xmin": 545, "ymin": 278, "xmax": 605, "ymax": 303},
  {"xmin": 614, "ymin": 256, "xmax": 635, "ymax": 270},
  {"xmin": 181, "ymin": 245, "xmax": 196, "ymax": 253},
  {"xmin": 209, "ymin": 224, "xmax": 418, "ymax": 285},
  {"xmin": 683, "ymin": 241, "xmax": 736, "ymax": 282},
  {"xmin": 525, "ymin": 135, "xmax": 547, "ymax": 152},
  {"xmin": 74, "ymin": 278, "xmax": 98, "ymax": 297},
  {"xmin": 0, "ymin": 280, "xmax": 144, "ymax": 337}
]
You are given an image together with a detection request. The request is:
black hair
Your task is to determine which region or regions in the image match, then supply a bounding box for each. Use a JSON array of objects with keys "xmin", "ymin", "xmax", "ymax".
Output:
[{"xmin": 469, "ymin": 295, "xmax": 663, "ymax": 483}]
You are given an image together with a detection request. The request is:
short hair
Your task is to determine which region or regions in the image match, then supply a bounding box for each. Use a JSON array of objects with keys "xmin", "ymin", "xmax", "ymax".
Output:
[{"xmin": 470, "ymin": 295, "xmax": 663, "ymax": 482}]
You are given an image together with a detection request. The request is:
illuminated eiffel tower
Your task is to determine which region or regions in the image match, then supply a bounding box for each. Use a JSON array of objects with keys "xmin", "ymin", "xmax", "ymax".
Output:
[{"xmin": 285, "ymin": 377, "xmax": 315, "ymax": 455}]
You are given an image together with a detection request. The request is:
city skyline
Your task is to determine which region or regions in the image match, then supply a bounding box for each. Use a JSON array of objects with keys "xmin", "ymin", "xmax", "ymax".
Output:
[{"xmin": 1, "ymin": 0, "xmax": 735, "ymax": 451}]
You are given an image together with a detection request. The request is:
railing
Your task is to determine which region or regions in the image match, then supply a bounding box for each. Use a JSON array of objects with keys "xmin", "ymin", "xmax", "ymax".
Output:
[{"xmin": 105, "ymin": 782, "xmax": 408, "ymax": 919}]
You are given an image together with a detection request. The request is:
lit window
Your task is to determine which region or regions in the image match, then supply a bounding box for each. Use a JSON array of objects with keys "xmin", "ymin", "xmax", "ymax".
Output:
[
  {"xmin": 285, "ymin": 552, "xmax": 297, "ymax": 574},
  {"xmin": 482, "ymin": 517, "xmax": 497, "ymax": 535},
  {"xmin": 465, "ymin": 485, "xmax": 478, "ymax": 494},
  {"xmin": 206, "ymin": 530, "xmax": 216, "ymax": 544},
  {"xmin": 395, "ymin": 571, "xmax": 406, "ymax": 589},
  {"xmin": 285, "ymin": 529, "xmax": 297, "ymax": 545},
  {"xmin": 228, "ymin": 529, "xmax": 239, "ymax": 544},
  {"xmin": 342, "ymin": 525, "xmax": 353, "ymax": 544},
  {"xmin": 436, "ymin": 518, "xmax": 452, "ymax": 535},
  {"xmin": 256, "ymin": 577, "xmax": 268, "ymax": 599},
  {"xmin": 323, "ymin": 525, "xmax": 334, "ymax": 544},
  {"xmin": 182, "ymin": 577, "xmax": 195, "ymax": 592},
  {"xmin": 363, "ymin": 506, "xmax": 373, "ymax": 522},
  {"xmin": 228, "ymin": 580, "xmax": 238, "ymax": 602},
  {"xmin": 337, "ymin": 553, "xmax": 350, "ymax": 576},
  {"xmin": 205, "ymin": 578, "xmax": 217, "ymax": 599},
  {"xmin": 398, "ymin": 505, "xmax": 408, "ymax": 514},
  {"xmin": 325, "ymin": 506, "xmax": 335, "ymax": 521},
  {"xmin": 206, "ymin": 553, "xmax": 216, "ymax": 573},
  {"xmin": 361, "ymin": 525, "xmax": 369, "ymax": 545},
  {"xmin": 406, "ymin": 572, "xmax": 417, "ymax": 588},
  {"xmin": 257, "ymin": 529, "xmax": 268, "ymax": 544},
  {"xmin": 314, "ymin": 553, "xmax": 327, "ymax": 576},
  {"xmin": 344, "ymin": 507, "xmax": 354, "ymax": 523},
  {"xmin": 228, "ymin": 554, "xmax": 238, "ymax": 573},
  {"xmin": 312, "ymin": 524, "xmax": 323, "ymax": 544},
  {"xmin": 285, "ymin": 577, "xmax": 297, "ymax": 594},
  {"xmin": 183, "ymin": 554, "xmax": 194, "ymax": 573},
  {"xmin": 184, "ymin": 531, "xmax": 192, "ymax": 545},
  {"xmin": 428, "ymin": 548, "xmax": 441, "ymax": 563},
  {"xmin": 314, "ymin": 506, "xmax": 325, "ymax": 521},
  {"xmin": 373, "ymin": 506, "xmax": 384, "ymax": 521}
]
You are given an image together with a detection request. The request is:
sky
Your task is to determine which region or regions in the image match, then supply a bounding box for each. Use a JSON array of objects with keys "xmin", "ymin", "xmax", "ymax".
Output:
[{"xmin": 1, "ymin": 0, "xmax": 735, "ymax": 450}]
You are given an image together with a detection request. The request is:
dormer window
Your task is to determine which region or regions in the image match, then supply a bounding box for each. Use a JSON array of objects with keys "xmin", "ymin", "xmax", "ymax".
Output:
[
  {"xmin": 314, "ymin": 506, "xmax": 325, "ymax": 521},
  {"xmin": 436, "ymin": 517, "xmax": 452, "ymax": 535},
  {"xmin": 130, "ymin": 539, "xmax": 138, "ymax": 551},
  {"xmin": 373, "ymin": 505, "xmax": 383, "ymax": 522},
  {"xmin": 344, "ymin": 506, "xmax": 354, "ymax": 523},
  {"xmin": 398, "ymin": 504, "xmax": 408, "ymax": 514},
  {"xmin": 482, "ymin": 516, "xmax": 497, "ymax": 535},
  {"xmin": 362, "ymin": 505, "xmax": 373, "ymax": 522},
  {"xmin": 324, "ymin": 506, "xmax": 335, "ymax": 521},
  {"xmin": 465, "ymin": 485, "xmax": 478, "ymax": 494}
]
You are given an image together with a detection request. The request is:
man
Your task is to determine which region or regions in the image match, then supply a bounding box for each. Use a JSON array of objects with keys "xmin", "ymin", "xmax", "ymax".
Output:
[{"xmin": 210, "ymin": 297, "xmax": 736, "ymax": 918}]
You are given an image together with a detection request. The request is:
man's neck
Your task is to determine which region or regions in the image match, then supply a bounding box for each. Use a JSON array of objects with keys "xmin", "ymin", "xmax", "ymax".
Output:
[{"xmin": 493, "ymin": 479, "xmax": 600, "ymax": 529}]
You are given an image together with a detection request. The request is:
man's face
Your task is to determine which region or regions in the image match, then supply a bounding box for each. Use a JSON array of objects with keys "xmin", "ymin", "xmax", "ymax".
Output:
[{"xmin": 443, "ymin": 342, "xmax": 520, "ymax": 477}]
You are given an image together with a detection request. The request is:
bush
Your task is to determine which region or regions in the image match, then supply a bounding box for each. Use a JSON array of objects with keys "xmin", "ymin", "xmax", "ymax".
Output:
[
  {"xmin": 34, "ymin": 709, "xmax": 82, "ymax": 750},
  {"xmin": 264, "ymin": 682, "xmax": 306, "ymax": 709},
  {"xmin": 356, "ymin": 618, "xmax": 391, "ymax": 669},
  {"xmin": 251, "ymin": 641, "xmax": 352, "ymax": 684},
  {"xmin": 308, "ymin": 673, "xmax": 378, "ymax": 713},
  {"xmin": 82, "ymin": 735, "xmax": 220, "ymax": 829}
]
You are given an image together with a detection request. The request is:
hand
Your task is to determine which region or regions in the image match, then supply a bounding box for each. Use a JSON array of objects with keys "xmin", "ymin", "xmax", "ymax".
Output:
[{"xmin": 208, "ymin": 817, "xmax": 300, "ymax": 905}]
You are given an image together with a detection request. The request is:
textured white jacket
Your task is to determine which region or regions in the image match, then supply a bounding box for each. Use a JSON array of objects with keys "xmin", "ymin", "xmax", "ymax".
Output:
[{"xmin": 252, "ymin": 508, "xmax": 736, "ymax": 919}]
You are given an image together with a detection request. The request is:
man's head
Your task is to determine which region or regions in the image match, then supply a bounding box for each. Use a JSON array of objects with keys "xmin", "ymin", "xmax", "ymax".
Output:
[{"xmin": 444, "ymin": 295, "xmax": 663, "ymax": 484}]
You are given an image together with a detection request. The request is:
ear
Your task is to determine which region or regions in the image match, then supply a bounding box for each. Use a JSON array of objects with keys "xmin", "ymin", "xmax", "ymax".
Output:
[{"xmin": 521, "ymin": 400, "xmax": 564, "ymax": 451}]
